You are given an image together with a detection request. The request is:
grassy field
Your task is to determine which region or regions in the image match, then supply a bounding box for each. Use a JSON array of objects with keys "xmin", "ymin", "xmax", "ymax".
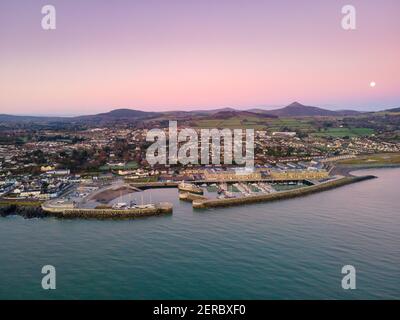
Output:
[
  {"xmin": 312, "ymin": 127, "xmax": 374, "ymax": 137},
  {"xmin": 99, "ymin": 161, "xmax": 139, "ymax": 171},
  {"xmin": 192, "ymin": 116, "xmax": 266, "ymax": 129},
  {"xmin": 191, "ymin": 116, "xmax": 376, "ymax": 138},
  {"xmin": 337, "ymin": 153, "xmax": 400, "ymax": 165},
  {"xmin": 192, "ymin": 116, "xmax": 313, "ymax": 131}
]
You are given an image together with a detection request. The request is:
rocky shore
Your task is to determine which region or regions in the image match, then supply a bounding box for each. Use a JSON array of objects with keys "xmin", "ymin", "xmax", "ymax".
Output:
[{"xmin": 0, "ymin": 204, "xmax": 46, "ymax": 219}]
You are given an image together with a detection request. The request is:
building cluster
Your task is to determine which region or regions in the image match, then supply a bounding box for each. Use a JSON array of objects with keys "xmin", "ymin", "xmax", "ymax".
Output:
[
  {"xmin": 0, "ymin": 170, "xmax": 74, "ymax": 200},
  {"xmin": 1, "ymin": 125, "xmax": 399, "ymax": 201}
]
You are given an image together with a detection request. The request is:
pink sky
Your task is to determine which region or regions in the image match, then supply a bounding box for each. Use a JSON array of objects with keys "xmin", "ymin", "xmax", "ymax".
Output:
[{"xmin": 0, "ymin": 0, "xmax": 399, "ymax": 115}]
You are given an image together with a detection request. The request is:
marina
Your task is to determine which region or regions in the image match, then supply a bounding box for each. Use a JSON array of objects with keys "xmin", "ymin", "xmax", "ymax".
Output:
[
  {"xmin": 41, "ymin": 182, "xmax": 173, "ymax": 219},
  {"xmin": 1, "ymin": 169, "xmax": 379, "ymax": 219}
]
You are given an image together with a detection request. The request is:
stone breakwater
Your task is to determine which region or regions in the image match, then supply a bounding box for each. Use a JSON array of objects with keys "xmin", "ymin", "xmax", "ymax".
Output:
[
  {"xmin": 42, "ymin": 202, "xmax": 173, "ymax": 219},
  {"xmin": 0, "ymin": 202, "xmax": 173, "ymax": 219},
  {"xmin": 192, "ymin": 175, "xmax": 376, "ymax": 209}
]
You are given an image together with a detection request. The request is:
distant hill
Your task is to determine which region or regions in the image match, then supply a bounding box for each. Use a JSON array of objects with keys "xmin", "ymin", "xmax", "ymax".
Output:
[
  {"xmin": 75, "ymin": 108, "xmax": 159, "ymax": 120},
  {"xmin": 384, "ymin": 107, "xmax": 400, "ymax": 112},
  {"xmin": 191, "ymin": 107, "xmax": 237, "ymax": 115},
  {"xmin": 249, "ymin": 102, "xmax": 361, "ymax": 117},
  {"xmin": 0, "ymin": 103, "xmax": 367, "ymax": 125},
  {"xmin": 335, "ymin": 109, "xmax": 362, "ymax": 116},
  {"xmin": 0, "ymin": 114, "xmax": 65, "ymax": 123},
  {"xmin": 210, "ymin": 110, "xmax": 277, "ymax": 119},
  {"xmin": 0, "ymin": 108, "xmax": 159, "ymax": 124}
]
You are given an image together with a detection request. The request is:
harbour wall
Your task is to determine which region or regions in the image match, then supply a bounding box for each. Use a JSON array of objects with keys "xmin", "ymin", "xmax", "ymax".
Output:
[
  {"xmin": 41, "ymin": 203, "xmax": 173, "ymax": 219},
  {"xmin": 192, "ymin": 175, "xmax": 376, "ymax": 209},
  {"xmin": 128, "ymin": 182, "xmax": 179, "ymax": 189}
]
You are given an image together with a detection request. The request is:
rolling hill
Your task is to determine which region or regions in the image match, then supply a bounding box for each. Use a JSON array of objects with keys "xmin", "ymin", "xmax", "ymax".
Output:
[
  {"xmin": 385, "ymin": 107, "xmax": 400, "ymax": 112},
  {"xmin": 0, "ymin": 102, "xmax": 387, "ymax": 125},
  {"xmin": 249, "ymin": 102, "xmax": 362, "ymax": 117},
  {"xmin": 209, "ymin": 110, "xmax": 278, "ymax": 119},
  {"xmin": 75, "ymin": 108, "xmax": 160, "ymax": 121}
]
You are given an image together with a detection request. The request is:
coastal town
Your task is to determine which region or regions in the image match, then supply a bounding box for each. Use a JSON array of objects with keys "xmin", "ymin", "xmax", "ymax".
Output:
[{"xmin": 1, "ymin": 115, "xmax": 399, "ymax": 218}]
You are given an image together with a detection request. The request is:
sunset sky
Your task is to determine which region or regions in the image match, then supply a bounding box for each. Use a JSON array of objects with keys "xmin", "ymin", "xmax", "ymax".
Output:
[{"xmin": 0, "ymin": 0, "xmax": 399, "ymax": 115}]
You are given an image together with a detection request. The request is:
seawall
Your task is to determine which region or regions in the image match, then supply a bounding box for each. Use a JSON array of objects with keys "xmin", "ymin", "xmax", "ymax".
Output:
[
  {"xmin": 42, "ymin": 202, "xmax": 173, "ymax": 219},
  {"xmin": 192, "ymin": 175, "xmax": 376, "ymax": 209},
  {"xmin": 128, "ymin": 182, "xmax": 179, "ymax": 189}
]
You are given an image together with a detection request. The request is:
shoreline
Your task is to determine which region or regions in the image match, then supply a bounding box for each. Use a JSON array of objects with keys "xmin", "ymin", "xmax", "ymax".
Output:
[
  {"xmin": 331, "ymin": 163, "xmax": 400, "ymax": 176},
  {"xmin": 2, "ymin": 165, "xmax": 399, "ymax": 218}
]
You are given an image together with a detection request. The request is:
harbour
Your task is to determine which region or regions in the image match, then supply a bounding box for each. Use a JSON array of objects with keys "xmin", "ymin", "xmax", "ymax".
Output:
[
  {"xmin": 0, "ymin": 170, "xmax": 377, "ymax": 219},
  {"xmin": 0, "ymin": 168, "xmax": 398, "ymax": 299}
]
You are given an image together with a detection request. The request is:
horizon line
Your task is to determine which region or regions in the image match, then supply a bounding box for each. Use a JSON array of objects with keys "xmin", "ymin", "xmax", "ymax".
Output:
[{"xmin": 2, "ymin": 102, "xmax": 398, "ymax": 117}]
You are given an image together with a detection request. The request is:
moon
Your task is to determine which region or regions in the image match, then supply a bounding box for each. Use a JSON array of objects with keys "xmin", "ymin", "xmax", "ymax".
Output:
[{"xmin": 370, "ymin": 81, "xmax": 376, "ymax": 88}]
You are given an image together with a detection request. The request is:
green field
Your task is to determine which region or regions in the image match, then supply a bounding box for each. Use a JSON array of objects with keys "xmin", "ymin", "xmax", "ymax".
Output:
[
  {"xmin": 264, "ymin": 118, "xmax": 313, "ymax": 131},
  {"xmin": 312, "ymin": 127, "xmax": 374, "ymax": 137},
  {"xmin": 191, "ymin": 116, "xmax": 376, "ymax": 138},
  {"xmin": 337, "ymin": 153, "xmax": 400, "ymax": 165},
  {"xmin": 192, "ymin": 116, "xmax": 313, "ymax": 131},
  {"xmin": 192, "ymin": 116, "xmax": 266, "ymax": 129},
  {"xmin": 99, "ymin": 161, "xmax": 139, "ymax": 171}
]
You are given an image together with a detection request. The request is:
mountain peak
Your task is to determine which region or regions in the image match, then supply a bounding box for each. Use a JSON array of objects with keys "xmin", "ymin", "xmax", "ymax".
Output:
[{"xmin": 287, "ymin": 101, "xmax": 304, "ymax": 108}]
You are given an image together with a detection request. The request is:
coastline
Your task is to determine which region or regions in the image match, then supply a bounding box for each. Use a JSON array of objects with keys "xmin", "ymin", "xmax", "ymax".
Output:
[
  {"xmin": 2, "ymin": 164, "xmax": 399, "ymax": 218},
  {"xmin": 0, "ymin": 203, "xmax": 46, "ymax": 218},
  {"xmin": 331, "ymin": 163, "xmax": 400, "ymax": 176}
]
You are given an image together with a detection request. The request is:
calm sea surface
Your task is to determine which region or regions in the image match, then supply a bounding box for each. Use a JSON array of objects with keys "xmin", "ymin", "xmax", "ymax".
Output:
[{"xmin": 0, "ymin": 168, "xmax": 399, "ymax": 299}]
